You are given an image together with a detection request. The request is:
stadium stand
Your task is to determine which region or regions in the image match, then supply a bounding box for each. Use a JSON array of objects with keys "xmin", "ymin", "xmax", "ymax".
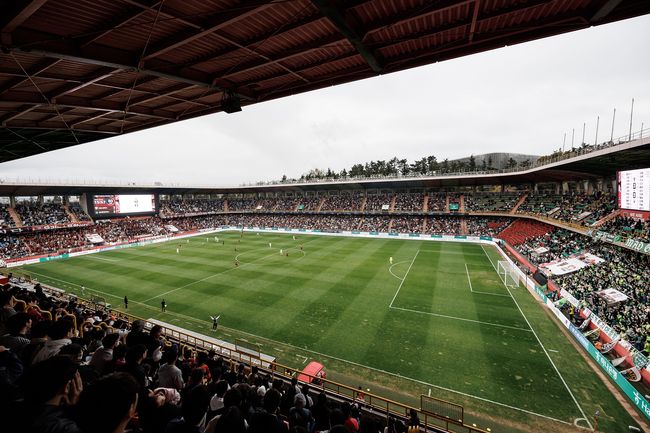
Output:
[
  {"xmin": 0, "ymin": 203, "xmax": 16, "ymax": 228},
  {"xmin": 0, "ymin": 278, "xmax": 424, "ymax": 433},
  {"xmin": 15, "ymin": 203, "xmax": 70, "ymax": 226},
  {"xmin": 600, "ymin": 217, "xmax": 650, "ymax": 243},
  {"xmin": 68, "ymin": 203, "xmax": 92, "ymax": 222},
  {"xmin": 320, "ymin": 192, "xmax": 364, "ymax": 212},
  {"xmin": 393, "ymin": 193, "xmax": 425, "ymax": 212},
  {"xmin": 515, "ymin": 229, "xmax": 649, "ymax": 352},
  {"xmin": 364, "ymin": 194, "xmax": 392, "ymax": 212},
  {"xmin": 464, "ymin": 192, "xmax": 523, "ymax": 212}
]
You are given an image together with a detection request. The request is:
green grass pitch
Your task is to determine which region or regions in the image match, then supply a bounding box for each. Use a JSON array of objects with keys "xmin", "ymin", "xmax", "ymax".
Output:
[{"xmin": 17, "ymin": 231, "xmax": 640, "ymax": 432}]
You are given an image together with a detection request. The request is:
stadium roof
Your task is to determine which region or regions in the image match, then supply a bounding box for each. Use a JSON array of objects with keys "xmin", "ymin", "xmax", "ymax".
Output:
[
  {"xmin": 0, "ymin": 135, "xmax": 648, "ymax": 195},
  {"xmin": 1, "ymin": 0, "xmax": 649, "ymax": 163}
]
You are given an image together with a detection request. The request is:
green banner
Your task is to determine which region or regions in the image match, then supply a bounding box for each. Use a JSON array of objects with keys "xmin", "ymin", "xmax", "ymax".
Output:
[
  {"xmin": 431, "ymin": 234, "xmax": 443, "ymax": 238},
  {"xmin": 408, "ymin": 233, "xmax": 420, "ymax": 237},
  {"xmin": 389, "ymin": 233, "xmax": 399, "ymax": 236},
  {"xmin": 39, "ymin": 253, "xmax": 69, "ymax": 262}
]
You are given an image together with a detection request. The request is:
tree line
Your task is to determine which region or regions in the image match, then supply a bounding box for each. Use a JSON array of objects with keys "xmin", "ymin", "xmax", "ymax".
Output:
[{"xmin": 277, "ymin": 154, "xmax": 532, "ymax": 183}]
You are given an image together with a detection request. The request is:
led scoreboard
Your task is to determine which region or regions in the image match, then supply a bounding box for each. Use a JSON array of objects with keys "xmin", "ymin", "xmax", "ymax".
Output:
[
  {"xmin": 92, "ymin": 194, "xmax": 156, "ymax": 215},
  {"xmin": 618, "ymin": 168, "xmax": 650, "ymax": 211}
]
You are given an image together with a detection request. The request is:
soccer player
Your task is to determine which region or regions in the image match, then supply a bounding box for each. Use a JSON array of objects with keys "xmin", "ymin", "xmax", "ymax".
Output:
[
  {"xmin": 389, "ymin": 257, "xmax": 393, "ymax": 265},
  {"xmin": 280, "ymin": 249, "xmax": 283, "ymax": 255},
  {"xmin": 293, "ymin": 235, "xmax": 296, "ymax": 240},
  {"xmin": 161, "ymin": 299, "xmax": 166, "ymax": 312},
  {"xmin": 80, "ymin": 285, "xmax": 85, "ymax": 296},
  {"xmin": 211, "ymin": 315, "xmax": 220, "ymax": 331},
  {"xmin": 235, "ymin": 260, "xmax": 239, "ymax": 267},
  {"xmin": 124, "ymin": 296, "xmax": 128, "ymax": 309},
  {"xmin": 269, "ymin": 242, "xmax": 272, "ymax": 248},
  {"xmin": 176, "ymin": 247, "xmax": 180, "ymax": 254},
  {"xmin": 187, "ymin": 239, "xmax": 189, "ymax": 243}
]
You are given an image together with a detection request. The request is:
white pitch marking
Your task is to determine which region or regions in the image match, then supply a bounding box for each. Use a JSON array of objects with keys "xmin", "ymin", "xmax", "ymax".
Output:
[
  {"xmin": 388, "ymin": 250, "xmax": 419, "ymax": 308},
  {"xmin": 23, "ymin": 268, "xmax": 576, "ymax": 428},
  {"xmin": 390, "ymin": 305, "xmax": 533, "ymax": 332},
  {"xmin": 465, "ymin": 263, "xmax": 510, "ymax": 297},
  {"xmin": 482, "ymin": 244, "xmax": 593, "ymax": 431},
  {"xmin": 388, "ymin": 260, "xmax": 410, "ymax": 281}
]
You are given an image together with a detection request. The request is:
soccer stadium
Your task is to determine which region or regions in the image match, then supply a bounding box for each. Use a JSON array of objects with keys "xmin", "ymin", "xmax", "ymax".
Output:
[{"xmin": 1, "ymin": 2, "xmax": 650, "ymax": 433}]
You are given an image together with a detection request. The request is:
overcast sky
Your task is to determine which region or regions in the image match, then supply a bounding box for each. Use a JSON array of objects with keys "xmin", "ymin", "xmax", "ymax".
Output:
[{"xmin": 1, "ymin": 14, "xmax": 649, "ymax": 187}]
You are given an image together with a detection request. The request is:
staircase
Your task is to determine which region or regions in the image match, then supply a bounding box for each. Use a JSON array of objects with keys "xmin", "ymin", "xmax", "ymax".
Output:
[
  {"xmin": 8, "ymin": 207, "xmax": 23, "ymax": 227},
  {"xmin": 356, "ymin": 217, "xmax": 364, "ymax": 231},
  {"xmin": 592, "ymin": 209, "xmax": 621, "ymax": 227},
  {"xmin": 445, "ymin": 195, "xmax": 450, "ymax": 213},
  {"xmin": 63, "ymin": 204, "xmax": 79, "ymax": 223},
  {"xmin": 422, "ymin": 217, "xmax": 427, "ymax": 232},
  {"xmin": 422, "ymin": 194, "xmax": 429, "ymax": 212},
  {"xmin": 359, "ymin": 196, "xmax": 368, "ymax": 212},
  {"xmin": 316, "ymin": 198, "xmax": 326, "ymax": 212},
  {"xmin": 389, "ymin": 194, "xmax": 397, "ymax": 212},
  {"xmin": 224, "ymin": 200, "xmax": 229, "ymax": 212},
  {"xmin": 510, "ymin": 193, "xmax": 529, "ymax": 214},
  {"xmin": 460, "ymin": 217, "xmax": 468, "ymax": 235},
  {"xmin": 459, "ymin": 194, "xmax": 465, "ymax": 213},
  {"xmin": 388, "ymin": 218, "xmax": 394, "ymax": 232}
]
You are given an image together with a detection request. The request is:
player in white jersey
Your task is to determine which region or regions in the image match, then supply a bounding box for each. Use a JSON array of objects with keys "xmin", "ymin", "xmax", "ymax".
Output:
[
  {"xmin": 176, "ymin": 248, "xmax": 180, "ymax": 254},
  {"xmin": 389, "ymin": 257, "xmax": 393, "ymax": 265}
]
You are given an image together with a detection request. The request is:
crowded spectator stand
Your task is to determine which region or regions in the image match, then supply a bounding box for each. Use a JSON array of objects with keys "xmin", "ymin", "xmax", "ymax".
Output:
[{"xmin": 0, "ymin": 275, "xmax": 489, "ymax": 433}]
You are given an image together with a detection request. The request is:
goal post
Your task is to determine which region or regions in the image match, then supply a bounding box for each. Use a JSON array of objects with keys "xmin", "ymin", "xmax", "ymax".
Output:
[{"xmin": 497, "ymin": 260, "xmax": 519, "ymax": 288}]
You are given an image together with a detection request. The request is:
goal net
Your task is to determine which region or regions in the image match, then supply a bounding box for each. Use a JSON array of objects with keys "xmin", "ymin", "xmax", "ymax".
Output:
[{"xmin": 497, "ymin": 260, "xmax": 519, "ymax": 288}]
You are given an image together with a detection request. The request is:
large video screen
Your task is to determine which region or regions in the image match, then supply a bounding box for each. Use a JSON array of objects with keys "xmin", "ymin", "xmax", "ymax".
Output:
[
  {"xmin": 618, "ymin": 168, "xmax": 650, "ymax": 211},
  {"xmin": 92, "ymin": 194, "xmax": 156, "ymax": 215}
]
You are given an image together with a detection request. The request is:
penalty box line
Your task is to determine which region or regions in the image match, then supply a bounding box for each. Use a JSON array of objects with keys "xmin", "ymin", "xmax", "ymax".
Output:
[
  {"xmin": 481, "ymin": 244, "xmax": 593, "ymax": 431},
  {"xmin": 26, "ymin": 269, "xmax": 577, "ymax": 428},
  {"xmin": 465, "ymin": 263, "xmax": 510, "ymax": 297}
]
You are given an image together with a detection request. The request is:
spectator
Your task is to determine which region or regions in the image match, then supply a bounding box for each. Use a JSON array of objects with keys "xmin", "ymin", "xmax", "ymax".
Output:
[
  {"xmin": 0, "ymin": 312, "xmax": 31, "ymax": 357},
  {"xmin": 76, "ymin": 373, "xmax": 139, "ymax": 433},
  {"xmin": 31, "ymin": 317, "xmax": 75, "ymax": 364},
  {"xmin": 89, "ymin": 333, "xmax": 120, "ymax": 375},
  {"xmin": 157, "ymin": 349, "xmax": 185, "ymax": 391}
]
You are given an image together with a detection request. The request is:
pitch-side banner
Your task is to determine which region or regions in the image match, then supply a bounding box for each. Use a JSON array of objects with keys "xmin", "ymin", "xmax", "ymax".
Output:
[{"xmin": 539, "ymin": 253, "xmax": 604, "ymax": 276}]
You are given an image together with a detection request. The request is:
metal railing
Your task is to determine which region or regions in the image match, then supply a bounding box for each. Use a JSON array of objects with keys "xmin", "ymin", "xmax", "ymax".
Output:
[{"xmin": 0, "ymin": 128, "xmax": 646, "ymax": 191}]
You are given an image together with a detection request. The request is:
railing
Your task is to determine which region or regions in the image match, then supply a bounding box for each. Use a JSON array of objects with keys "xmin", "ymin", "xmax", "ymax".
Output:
[
  {"xmin": 0, "ymin": 128, "xmax": 646, "ymax": 191},
  {"xmin": 246, "ymin": 127, "xmax": 649, "ymax": 186},
  {"xmin": 24, "ymin": 280, "xmax": 490, "ymax": 433}
]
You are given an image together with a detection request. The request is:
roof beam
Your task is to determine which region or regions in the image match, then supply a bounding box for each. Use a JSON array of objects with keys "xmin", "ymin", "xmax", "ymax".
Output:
[
  {"xmin": 590, "ymin": 0, "xmax": 625, "ymax": 22},
  {"xmin": 48, "ymin": 68, "xmax": 120, "ymax": 101},
  {"xmin": 7, "ymin": 28, "xmax": 255, "ymax": 100},
  {"xmin": 222, "ymin": 34, "xmax": 348, "ymax": 81},
  {"xmin": 1, "ymin": 0, "xmax": 49, "ymax": 35},
  {"xmin": 0, "ymin": 104, "xmax": 41, "ymax": 125},
  {"xmin": 311, "ymin": 0, "xmax": 382, "ymax": 73},
  {"xmin": 129, "ymin": 1, "xmax": 311, "ymax": 84},
  {"xmin": 0, "ymin": 57, "xmax": 60, "ymax": 95},
  {"xmin": 175, "ymin": 13, "xmax": 328, "ymax": 70},
  {"xmin": 2, "ymin": 121, "xmax": 121, "ymax": 134},
  {"xmin": 2, "ymin": 91, "xmax": 178, "ymax": 121},
  {"xmin": 469, "ymin": 0, "xmax": 482, "ymax": 43},
  {"xmin": 79, "ymin": 0, "xmax": 163, "ymax": 48},
  {"xmin": 70, "ymin": 111, "xmax": 113, "ymax": 127},
  {"xmin": 141, "ymin": 1, "xmax": 278, "ymax": 61}
]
